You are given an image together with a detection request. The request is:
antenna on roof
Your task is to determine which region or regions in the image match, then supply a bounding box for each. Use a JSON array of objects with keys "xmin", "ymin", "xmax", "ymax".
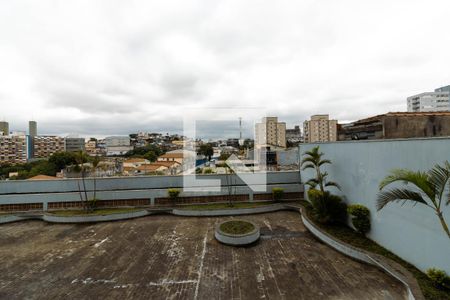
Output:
[{"xmin": 239, "ymin": 117, "xmax": 244, "ymax": 146}]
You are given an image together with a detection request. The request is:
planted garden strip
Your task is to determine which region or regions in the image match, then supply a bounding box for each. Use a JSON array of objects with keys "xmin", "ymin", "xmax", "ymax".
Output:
[
  {"xmin": 172, "ymin": 203, "xmax": 288, "ymax": 216},
  {"xmin": 299, "ymin": 206, "xmax": 424, "ymax": 300},
  {"xmin": 43, "ymin": 209, "xmax": 149, "ymax": 223},
  {"xmin": 0, "ymin": 203, "xmax": 301, "ymax": 224}
]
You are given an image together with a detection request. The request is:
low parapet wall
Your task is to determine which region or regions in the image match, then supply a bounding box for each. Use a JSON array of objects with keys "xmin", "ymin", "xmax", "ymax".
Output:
[{"xmin": 0, "ymin": 171, "xmax": 303, "ymax": 212}]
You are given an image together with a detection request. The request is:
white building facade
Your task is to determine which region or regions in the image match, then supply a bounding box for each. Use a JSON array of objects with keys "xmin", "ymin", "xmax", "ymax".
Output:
[
  {"xmin": 105, "ymin": 136, "xmax": 133, "ymax": 156},
  {"xmin": 407, "ymin": 85, "xmax": 450, "ymax": 112}
]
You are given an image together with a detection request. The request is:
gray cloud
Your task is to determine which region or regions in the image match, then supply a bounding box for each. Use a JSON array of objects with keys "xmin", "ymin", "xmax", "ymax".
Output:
[{"xmin": 1, "ymin": 0, "xmax": 450, "ymax": 138}]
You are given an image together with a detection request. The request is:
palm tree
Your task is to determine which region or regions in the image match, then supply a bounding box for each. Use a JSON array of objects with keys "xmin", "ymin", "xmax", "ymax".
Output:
[
  {"xmin": 377, "ymin": 162, "xmax": 450, "ymax": 239},
  {"xmin": 74, "ymin": 151, "xmax": 89, "ymax": 211},
  {"xmin": 301, "ymin": 146, "xmax": 340, "ymax": 193},
  {"xmin": 224, "ymin": 162, "xmax": 235, "ymax": 207},
  {"xmin": 91, "ymin": 156, "xmax": 101, "ymax": 203}
]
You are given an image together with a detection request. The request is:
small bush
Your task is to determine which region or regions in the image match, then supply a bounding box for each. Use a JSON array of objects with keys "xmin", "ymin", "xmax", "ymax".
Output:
[
  {"xmin": 88, "ymin": 198, "xmax": 98, "ymax": 211},
  {"xmin": 272, "ymin": 187, "xmax": 284, "ymax": 202},
  {"xmin": 347, "ymin": 204, "xmax": 371, "ymax": 235},
  {"xmin": 307, "ymin": 188, "xmax": 322, "ymax": 202},
  {"xmin": 167, "ymin": 188, "xmax": 180, "ymax": 205},
  {"xmin": 308, "ymin": 189, "xmax": 347, "ymax": 224},
  {"xmin": 427, "ymin": 268, "xmax": 450, "ymax": 289},
  {"xmin": 203, "ymin": 168, "xmax": 213, "ymax": 174}
]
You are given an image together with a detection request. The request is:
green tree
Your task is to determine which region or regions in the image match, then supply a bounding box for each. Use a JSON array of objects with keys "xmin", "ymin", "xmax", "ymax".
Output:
[
  {"xmin": 28, "ymin": 161, "xmax": 57, "ymax": 177},
  {"xmin": 125, "ymin": 144, "xmax": 163, "ymax": 159},
  {"xmin": 301, "ymin": 146, "xmax": 340, "ymax": 193},
  {"xmin": 199, "ymin": 143, "xmax": 214, "ymax": 161},
  {"xmin": 377, "ymin": 162, "xmax": 450, "ymax": 239},
  {"xmin": 219, "ymin": 153, "xmax": 231, "ymax": 161},
  {"xmin": 143, "ymin": 150, "xmax": 157, "ymax": 162},
  {"xmin": 48, "ymin": 151, "xmax": 77, "ymax": 171}
]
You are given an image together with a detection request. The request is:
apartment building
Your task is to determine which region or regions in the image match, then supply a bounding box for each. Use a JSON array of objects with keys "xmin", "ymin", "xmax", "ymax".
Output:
[
  {"xmin": 407, "ymin": 85, "xmax": 450, "ymax": 112},
  {"xmin": 338, "ymin": 112, "xmax": 450, "ymax": 140},
  {"xmin": 0, "ymin": 134, "xmax": 28, "ymax": 164},
  {"xmin": 303, "ymin": 115, "xmax": 337, "ymax": 143},
  {"xmin": 31, "ymin": 136, "xmax": 65, "ymax": 159},
  {"xmin": 65, "ymin": 137, "xmax": 85, "ymax": 152},
  {"xmin": 255, "ymin": 117, "xmax": 287, "ymax": 148}
]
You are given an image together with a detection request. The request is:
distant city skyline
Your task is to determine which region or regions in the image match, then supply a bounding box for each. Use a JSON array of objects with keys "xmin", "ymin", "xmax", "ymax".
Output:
[
  {"xmin": 0, "ymin": 119, "xmax": 261, "ymax": 140},
  {"xmin": 1, "ymin": 1, "xmax": 450, "ymax": 137}
]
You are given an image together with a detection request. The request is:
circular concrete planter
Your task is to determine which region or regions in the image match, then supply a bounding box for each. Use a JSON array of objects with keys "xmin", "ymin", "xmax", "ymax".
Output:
[{"xmin": 215, "ymin": 220, "xmax": 260, "ymax": 246}]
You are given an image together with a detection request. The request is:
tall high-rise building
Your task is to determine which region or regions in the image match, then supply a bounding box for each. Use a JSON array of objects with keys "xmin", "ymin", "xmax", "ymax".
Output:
[
  {"xmin": 255, "ymin": 117, "xmax": 286, "ymax": 148},
  {"xmin": 407, "ymin": 85, "xmax": 450, "ymax": 112},
  {"xmin": 29, "ymin": 121, "xmax": 37, "ymax": 137},
  {"xmin": 303, "ymin": 114, "xmax": 337, "ymax": 143},
  {"xmin": 0, "ymin": 121, "xmax": 9, "ymax": 136}
]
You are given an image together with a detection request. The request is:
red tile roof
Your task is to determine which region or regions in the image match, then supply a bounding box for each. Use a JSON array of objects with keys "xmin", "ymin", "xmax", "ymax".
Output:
[{"xmin": 27, "ymin": 175, "xmax": 59, "ymax": 180}]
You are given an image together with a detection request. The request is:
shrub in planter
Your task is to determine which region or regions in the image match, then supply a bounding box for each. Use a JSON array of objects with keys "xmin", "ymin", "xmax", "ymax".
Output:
[
  {"xmin": 427, "ymin": 268, "xmax": 450, "ymax": 289},
  {"xmin": 167, "ymin": 188, "xmax": 180, "ymax": 205},
  {"xmin": 347, "ymin": 204, "xmax": 371, "ymax": 235},
  {"xmin": 307, "ymin": 188, "xmax": 322, "ymax": 202},
  {"xmin": 307, "ymin": 189, "xmax": 347, "ymax": 224},
  {"xmin": 88, "ymin": 198, "xmax": 98, "ymax": 211},
  {"xmin": 272, "ymin": 187, "xmax": 284, "ymax": 202},
  {"xmin": 203, "ymin": 168, "xmax": 213, "ymax": 174}
]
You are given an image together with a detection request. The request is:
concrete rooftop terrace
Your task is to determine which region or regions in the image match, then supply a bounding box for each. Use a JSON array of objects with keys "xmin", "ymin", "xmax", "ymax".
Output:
[{"xmin": 0, "ymin": 212, "xmax": 405, "ymax": 299}]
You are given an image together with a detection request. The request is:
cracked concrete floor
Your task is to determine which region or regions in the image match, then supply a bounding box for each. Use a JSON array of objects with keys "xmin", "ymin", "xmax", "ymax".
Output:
[{"xmin": 0, "ymin": 211, "xmax": 405, "ymax": 299}]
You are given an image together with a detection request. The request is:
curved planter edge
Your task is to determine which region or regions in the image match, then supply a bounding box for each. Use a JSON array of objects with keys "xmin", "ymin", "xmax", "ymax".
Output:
[
  {"xmin": 172, "ymin": 204, "xmax": 289, "ymax": 217},
  {"xmin": 215, "ymin": 220, "xmax": 260, "ymax": 246},
  {"xmin": 0, "ymin": 215, "xmax": 42, "ymax": 224},
  {"xmin": 299, "ymin": 207, "xmax": 423, "ymax": 300},
  {"xmin": 43, "ymin": 210, "xmax": 149, "ymax": 223},
  {"xmin": 0, "ymin": 204, "xmax": 299, "ymax": 225}
]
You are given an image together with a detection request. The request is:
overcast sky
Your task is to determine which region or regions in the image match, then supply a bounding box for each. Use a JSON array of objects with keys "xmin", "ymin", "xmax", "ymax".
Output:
[{"xmin": 1, "ymin": 0, "xmax": 450, "ymax": 139}]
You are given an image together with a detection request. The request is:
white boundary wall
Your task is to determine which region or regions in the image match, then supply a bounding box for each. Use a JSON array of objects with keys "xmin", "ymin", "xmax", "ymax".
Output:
[
  {"xmin": 299, "ymin": 137, "xmax": 450, "ymax": 273},
  {"xmin": 0, "ymin": 171, "xmax": 302, "ymax": 206}
]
